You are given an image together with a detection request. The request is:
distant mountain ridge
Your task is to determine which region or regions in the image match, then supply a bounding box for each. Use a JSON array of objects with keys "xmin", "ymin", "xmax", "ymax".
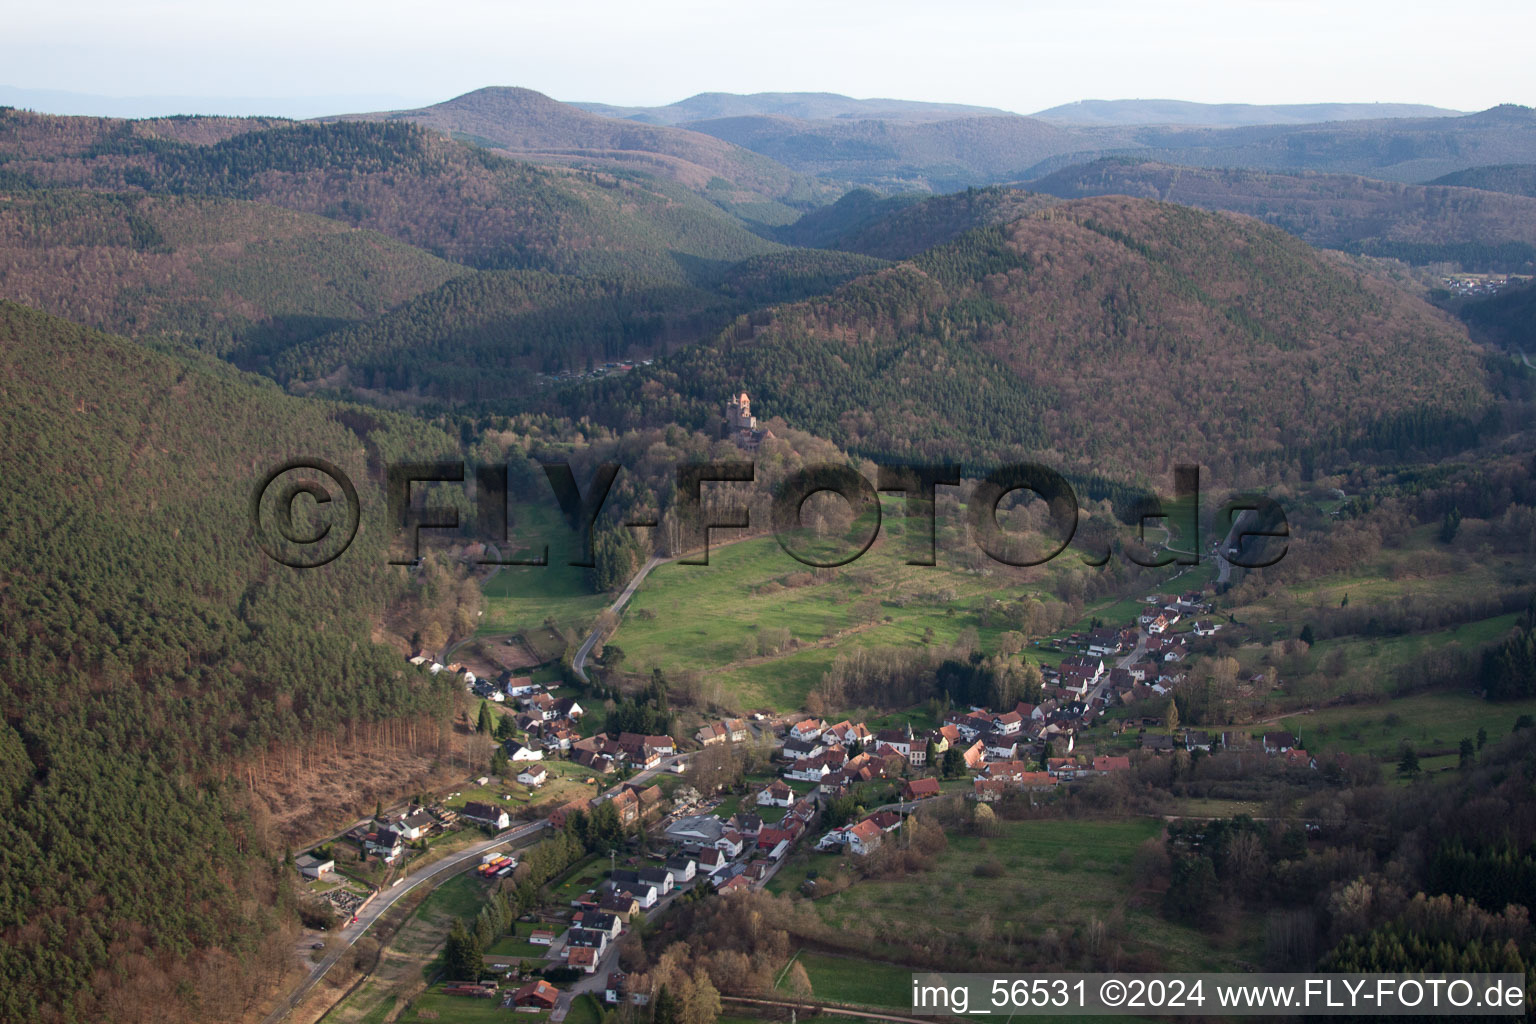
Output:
[
  {"xmin": 1027, "ymin": 158, "xmax": 1536, "ymax": 269},
  {"xmin": 572, "ymin": 91, "xmax": 1020, "ymax": 124},
  {"xmin": 329, "ymin": 87, "xmax": 825, "ymax": 211},
  {"xmin": 1031, "ymin": 98, "xmax": 1465, "ymax": 127},
  {"xmin": 680, "ymin": 104, "xmax": 1536, "ymax": 190}
]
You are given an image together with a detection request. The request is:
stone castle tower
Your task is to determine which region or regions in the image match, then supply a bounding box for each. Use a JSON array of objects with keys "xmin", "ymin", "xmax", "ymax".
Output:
[{"xmin": 722, "ymin": 391, "xmax": 773, "ymax": 449}]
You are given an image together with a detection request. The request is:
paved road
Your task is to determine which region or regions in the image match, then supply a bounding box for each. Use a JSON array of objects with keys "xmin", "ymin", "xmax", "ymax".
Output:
[
  {"xmin": 262, "ymin": 819, "xmax": 549, "ymax": 1024},
  {"xmin": 572, "ymin": 554, "xmax": 668, "ymax": 682}
]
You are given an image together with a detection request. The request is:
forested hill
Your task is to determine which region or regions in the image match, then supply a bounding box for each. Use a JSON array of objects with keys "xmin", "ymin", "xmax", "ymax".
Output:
[
  {"xmin": 1427, "ymin": 163, "xmax": 1536, "ymax": 198},
  {"xmin": 773, "ymin": 185, "xmax": 1060, "ymax": 259},
  {"xmin": 0, "ymin": 302, "xmax": 458, "ymax": 1023},
  {"xmin": 552, "ymin": 197, "xmax": 1492, "ymax": 482},
  {"xmin": 1027, "ymin": 159, "xmax": 1536, "ymax": 271},
  {"xmin": 0, "ymin": 188, "xmax": 467, "ymax": 360},
  {"xmin": 0, "ymin": 109, "xmax": 783, "ymax": 283},
  {"xmin": 331, "ymin": 87, "xmax": 825, "ymax": 214},
  {"xmin": 272, "ymin": 249, "xmax": 888, "ymax": 402}
]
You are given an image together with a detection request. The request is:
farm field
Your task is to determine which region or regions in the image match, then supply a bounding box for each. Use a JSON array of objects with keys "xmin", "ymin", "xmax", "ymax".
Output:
[
  {"xmin": 401, "ymin": 984, "xmax": 548, "ymax": 1022},
  {"xmin": 785, "ymin": 817, "xmax": 1260, "ymax": 973},
  {"xmin": 479, "ymin": 502, "xmax": 613, "ymax": 643},
  {"xmin": 1278, "ymin": 690, "xmax": 1536, "ymax": 760},
  {"xmin": 775, "ymin": 950, "xmax": 912, "ymax": 1007},
  {"xmin": 611, "ymin": 500, "xmax": 1200, "ymax": 712}
]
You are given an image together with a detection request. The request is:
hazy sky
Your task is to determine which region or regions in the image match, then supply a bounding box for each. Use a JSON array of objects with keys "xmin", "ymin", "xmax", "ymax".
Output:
[{"xmin": 5, "ymin": 0, "xmax": 1531, "ymax": 116}]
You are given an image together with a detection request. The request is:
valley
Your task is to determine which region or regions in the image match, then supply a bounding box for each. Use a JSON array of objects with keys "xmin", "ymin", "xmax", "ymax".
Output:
[{"xmin": 2, "ymin": 50, "xmax": 1535, "ymax": 1024}]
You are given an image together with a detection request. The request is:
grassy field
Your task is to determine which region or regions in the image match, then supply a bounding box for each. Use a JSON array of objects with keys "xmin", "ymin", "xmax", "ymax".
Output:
[
  {"xmin": 609, "ymin": 499, "xmax": 1178, "ymax": 712},
  {"xmin": 776, "ymin": 950, "xmax": 913, "ymax": 1008},
  {"xmin": 1278, "ymin": 690, "xmax": 1536, "ymax": 760},
  {"xmin": 788, "ymin": 817, "xmax": 1259, "ymax": 974},
  {"xmin": 401, "ymin": 984, "xmax": 548, "ymax": 1022},
  {"xmin": 445, "ymin": 760, "xmax": 598, "ymax": 816},
  {"xmin": 565, "ymin": 994, "xmax": 605, "ymax": 1024},
  {"xmin": 478, "ymin": 502, "xmax": 612, "ymax": 642}
]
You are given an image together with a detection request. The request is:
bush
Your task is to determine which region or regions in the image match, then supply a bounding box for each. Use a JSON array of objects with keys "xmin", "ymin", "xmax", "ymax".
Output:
[{"xmin": 973, "ymin": 858, "xmax": 1006, "ymax": 878}]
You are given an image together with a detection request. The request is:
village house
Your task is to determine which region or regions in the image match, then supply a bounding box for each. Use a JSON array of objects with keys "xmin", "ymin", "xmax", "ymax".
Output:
[
  {"xmin": 730, "ymin": 812, "xmax": 764, "ymax": 837},
  {"xmin": 1282, "ymin": 748, "xmax": 1316, "ymax": 769},
  {"xmin": 757, "ymin": 780, "xmax": 795, "ymax": 807},
  {"xmin": 513, "ymin": 980, "xmax": 560, "ymax": 1010},
  {"xmin": 295, "ymin": 852, "xmax": 334, "ymax": 879},
  {"xmin": 990, "ymin": 710, "xmax": 1024, "ymax": 736},
  {"xmin": 517, "ymin": 764, "xmax": 548, "ymax": 787},
  {"xmin": 873, "ymin": 724, "xmax": 925, "ymax": 765},
  {"xmin": 983, "ymin": 733, "xmax": 1021, "ymax": 760},
  {"xmin": 548, "ymin": 799, "xmax": 590, "ymax": 829},
  {"xmin": 608, "ymin": 788, "xmax": 640, "ymax": 826},
  {"xmin": 1092, "ymin": 754, "xmax": 1131, "ymax": 773},
  {"xmin": 779, "ymin": 736, "xmax": 824, "ymax": 761},
  {"xmin": 573, "ymin": 909, "xmax": 623, "ymax": 941},
  {"xmin": 507, "ymin": 742, "xmax": 543, "ymax": 762},
  {"xmin": 664, "ymin": 855, "xmax": 696, "ymax": 885},
  {"xmin": 823, "ymin": 720, "xmax": 873, "ymax": 746},
  {"xmin": 785, "ymin": 749, "xmax": 845, "ymax": 782},
  {"xmin": 504, "ymin": 676, "xmax": 540, "ymax": 698},
  {"xmin": 364, "ymin": 830, "xmax": 403, "ymax": 863},
  {"xmin": 696, "ymin": 848, "xmax": 728, "ymax": 875},
  {"xmin": 1183, "ymin": 730, "xmax": 1213, "ymax": 752},
  {"xmin": 845, "ymin": 818, "xmax": 883, "ymax": 856},
  {"xmin": 461, "ymin": 801, "xmax": 510, "ymax": 830},
  {"xmin": 1263, "ymin": 731, "xmax": 1297, "ymax": 754},
  {"xmin": 788, "ymin": 718, "xmax": 827, "ymax": 742},
  {"xmin": 599, "ymin": 891, "xmax": 640, "ymax": 920},
  {"xmin": 716, "ymin": 830, "xmax": 745, "ymax": 858},
  {"xmin": 604, "ymin": 878, "xmax": 657, "ymax": 909},
  {"xmin": 391, "ymin": 809, "xmax": 435, "ymax": 840},
  {"xmin": 717, "ymin": 874, "xmax": 752, "ymax": 895},
  {"xmin": 564, "ymin": 927, "xmax": 608, "ymax": 958},
  {"xmin": 525, "ymin": 692, "xmax": 558, "ymax": 720},
  {"xmin": 902, "ymin": 777, "xmax": 941, "ymax": 801},
  {"xmin": 568, "ymin": 946, "xmax": 600, "ymax": 974}
]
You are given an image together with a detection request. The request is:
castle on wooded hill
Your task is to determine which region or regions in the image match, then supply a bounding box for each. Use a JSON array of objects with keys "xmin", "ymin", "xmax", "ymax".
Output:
[{"xmin": 722, "ymin": 391, "xmax": 775, "ymax": 450}]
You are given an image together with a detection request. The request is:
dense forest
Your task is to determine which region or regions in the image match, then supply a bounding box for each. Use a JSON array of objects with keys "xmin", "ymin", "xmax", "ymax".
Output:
[
  {"xmin": 1029, "ymin": 158, "xmax": 1536, "ymax": 272},
  {"xmin": 270, "ymin": 249, "xmax": 888, "ymax": 400},
  {"xmin": 549, "ymin": 197, "xmax": 1492, "ymax": 485},
  {"xmin": 0, "ymin": 303, "xmax": 461, "ymax": 1023},
  {"xmin": 0, "ymin": 110, "xmax": 783, "ymax": 283}
]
